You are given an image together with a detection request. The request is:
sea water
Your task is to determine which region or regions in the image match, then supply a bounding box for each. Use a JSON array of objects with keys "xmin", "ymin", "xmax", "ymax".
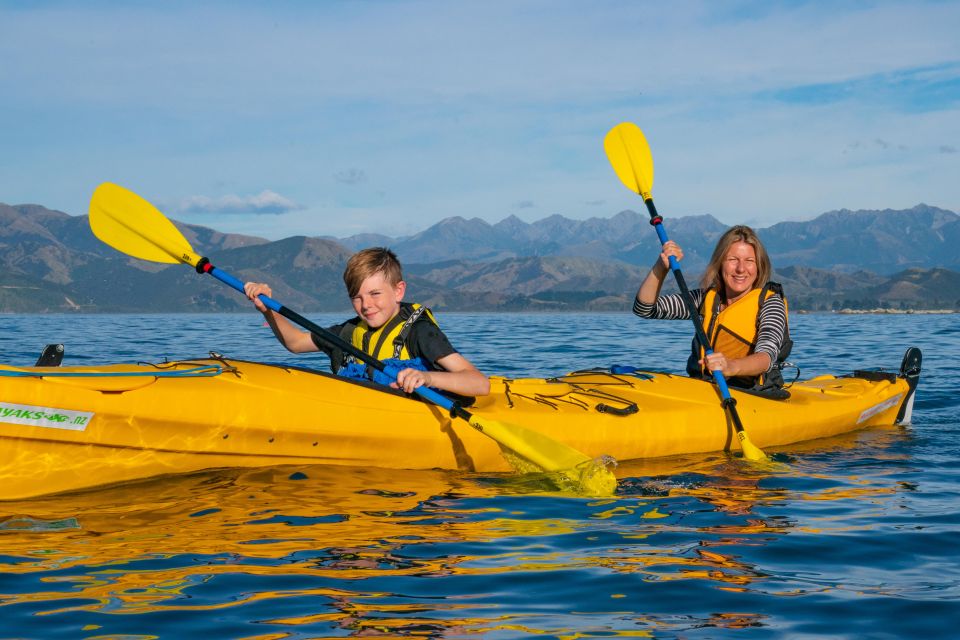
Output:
[{"xmin": 0, "ymin": 312, "xmax": 957, "ymax": 638}]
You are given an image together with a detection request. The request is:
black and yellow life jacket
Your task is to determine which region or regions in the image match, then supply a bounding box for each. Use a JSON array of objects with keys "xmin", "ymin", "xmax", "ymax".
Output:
[
  {"xmin": 686, "ymin": 282, "xmax": 792, "ymax": 389},
  {"xmin": 332, "ymin": 302, "xmax": 440, "ymax": 384}
]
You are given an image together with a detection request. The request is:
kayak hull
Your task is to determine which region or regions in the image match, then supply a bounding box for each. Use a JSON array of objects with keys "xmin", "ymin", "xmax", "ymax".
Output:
[{"xmin": 0, "ymin": 352, "xmax": 920, "ymax": 500}]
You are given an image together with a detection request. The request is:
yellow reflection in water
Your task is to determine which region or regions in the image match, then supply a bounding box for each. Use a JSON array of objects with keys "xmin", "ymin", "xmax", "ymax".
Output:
[{"xmin": 0, "ymin": 424, "xmax": 913, "ymax": 636}]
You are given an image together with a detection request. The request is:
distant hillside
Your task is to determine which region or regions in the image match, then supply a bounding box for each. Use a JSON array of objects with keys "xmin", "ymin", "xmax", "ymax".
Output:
[
  {"xmin": 1, "ymin": 200, "xmax": 958, "ymax": 313},
  {"xmin": 775, "ymin": 265, "xmax": 960, "ymax": 311},
  {"xmin": 405, "ymin": 257, "xmax": 649, "ymax": 311}
]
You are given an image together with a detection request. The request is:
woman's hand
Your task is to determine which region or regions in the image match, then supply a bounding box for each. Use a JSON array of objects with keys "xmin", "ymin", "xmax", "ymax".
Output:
[
  {"xmin": 637, "ymin": 240, "xmax": 685, "ymax": 308},
  {"xmin": 701, "ymin": 352, "xmax": 731, "ymax": 376},
  {"xmin": 659, "ymin": 240, "xmax": 683, "ymax": 269},
  {"xmin": 701, "ymin": 351, "xmax": 772, "ymax": 378},
  {"xmin": 244, "ymin": 282, "xmax": 273, "ymax": 312}
]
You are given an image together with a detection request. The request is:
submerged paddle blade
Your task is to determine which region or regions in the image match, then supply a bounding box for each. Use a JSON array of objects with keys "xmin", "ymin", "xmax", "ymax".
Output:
[
  {"xmin": 90, "ymin": 182, "xmax": 201, "ymax": 267},
  {"xmin": 737, "ymin": 432, "xmax": 767, "ymax": 462},
  {"xmin": 604, "ymin": 122, "xmax": 655, "ymax": 198},
  {"xmin": 469, "ymin": 415, "xmax": 617, "ymax": 496}
]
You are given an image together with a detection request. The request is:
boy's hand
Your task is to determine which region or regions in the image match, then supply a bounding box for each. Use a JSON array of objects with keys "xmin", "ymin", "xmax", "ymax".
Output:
[{"xmin": 393, "ymin": 368, "xmax": 431, "ymax": 393}]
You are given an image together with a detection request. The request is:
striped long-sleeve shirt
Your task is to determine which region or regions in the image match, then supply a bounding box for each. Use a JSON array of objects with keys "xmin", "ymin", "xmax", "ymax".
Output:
[{"xmin": 632, "ymin": 288, "xmax": 788, "ymax": 372}]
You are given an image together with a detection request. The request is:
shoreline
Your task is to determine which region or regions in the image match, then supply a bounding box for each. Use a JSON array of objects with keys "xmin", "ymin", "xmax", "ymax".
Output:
[{"xmin": 833, "ymin": 308, "xmax": 958, "ymax": 315}]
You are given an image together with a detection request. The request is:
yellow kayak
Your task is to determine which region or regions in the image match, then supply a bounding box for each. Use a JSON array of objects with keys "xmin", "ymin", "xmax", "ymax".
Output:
[{"xmin": 0, "ymin": 348, "xmax": 921, "ymax": 500}]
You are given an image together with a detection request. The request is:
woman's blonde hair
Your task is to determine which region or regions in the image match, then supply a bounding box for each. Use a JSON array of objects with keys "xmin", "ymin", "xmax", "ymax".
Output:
[
  {"xmin": 342, "ymin": 247, "xmax": 403, "ymax": 298},
  {"xmin": 701, "ymin": 225, "xmax": 771, "ymax": 293}
]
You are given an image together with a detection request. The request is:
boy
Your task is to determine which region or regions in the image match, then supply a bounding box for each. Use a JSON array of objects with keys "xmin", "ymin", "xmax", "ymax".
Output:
[{"xmin": 244, "ymin": 247, "xmax": 490, "ymax": 397}]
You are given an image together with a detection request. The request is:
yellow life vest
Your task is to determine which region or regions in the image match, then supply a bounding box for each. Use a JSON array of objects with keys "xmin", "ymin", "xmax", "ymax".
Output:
[
  {"xmin": 690, "ymin": 282, "xmax": 790, "ymax": 388},
  {"xmin": 348, "ymin": 302, "xmax": 438, "ymax": 362}
]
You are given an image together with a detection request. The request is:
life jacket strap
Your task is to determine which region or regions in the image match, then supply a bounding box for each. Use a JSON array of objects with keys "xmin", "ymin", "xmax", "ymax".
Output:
[{"xmin": 392, "ymin": 305, "xmax": 426, "ymax": 358}]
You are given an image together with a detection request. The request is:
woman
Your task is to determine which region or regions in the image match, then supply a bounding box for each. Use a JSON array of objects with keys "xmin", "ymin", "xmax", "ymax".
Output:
[{"xmin": 633, "ymin": 225, "xmax": 791, "ymax": 391}]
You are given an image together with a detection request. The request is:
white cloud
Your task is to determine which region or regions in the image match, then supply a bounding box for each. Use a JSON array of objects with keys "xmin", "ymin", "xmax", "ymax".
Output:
[
  {"xmin": 2, "ymin": 1, "xmax": 958, "ymax": 238},
  {"xmin": 175, "ymin": 191, "xmax": 303, "ymax": 215}
]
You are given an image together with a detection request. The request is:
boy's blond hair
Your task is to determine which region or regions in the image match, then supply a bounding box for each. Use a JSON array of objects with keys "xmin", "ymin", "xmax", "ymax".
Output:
[{"xmin": 342, "ymin": 247, "xmax": 403, "ymax": 298}]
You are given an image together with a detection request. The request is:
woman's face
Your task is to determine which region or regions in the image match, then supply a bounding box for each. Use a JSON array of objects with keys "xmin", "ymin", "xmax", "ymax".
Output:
[{"xmin": 720, "ymin": 240, "xmax": 758, "ymax": 302}]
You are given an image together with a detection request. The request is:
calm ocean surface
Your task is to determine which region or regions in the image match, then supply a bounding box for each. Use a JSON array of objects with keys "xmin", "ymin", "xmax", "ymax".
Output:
[{"xmin": 1, "ymin": 312, "xmax": 958, "ymax": 639}]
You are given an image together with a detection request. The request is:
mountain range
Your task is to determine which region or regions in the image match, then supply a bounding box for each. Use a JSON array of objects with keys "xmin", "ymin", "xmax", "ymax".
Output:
[
  {"xmin": 2, "ymin": 200, "xmax": 959, "ymax": 313},
  {"xmin": 335, "ymin": 204, "xmax": 960, "ymax": 275}
]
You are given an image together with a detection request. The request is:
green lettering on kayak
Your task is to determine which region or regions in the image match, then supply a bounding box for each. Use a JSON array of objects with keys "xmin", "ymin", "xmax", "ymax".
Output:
[{"xmin": 0, "ymin": 402, "xmax": 94, "ymax": 431}]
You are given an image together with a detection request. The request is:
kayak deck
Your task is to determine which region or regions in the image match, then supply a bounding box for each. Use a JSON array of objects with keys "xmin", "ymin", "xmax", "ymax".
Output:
[{"xmin": 0, "ymin": 349, "xmax": 920, "ymax": 500}]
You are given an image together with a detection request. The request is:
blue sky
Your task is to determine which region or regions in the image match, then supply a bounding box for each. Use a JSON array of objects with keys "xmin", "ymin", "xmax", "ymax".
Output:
[{"xmin": 1, "ymin": 0, "xmax": 958, "ymax": 240}]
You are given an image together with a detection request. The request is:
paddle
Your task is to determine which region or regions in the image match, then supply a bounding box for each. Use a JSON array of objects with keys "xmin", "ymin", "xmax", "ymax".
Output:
[
  {"xmin": 88, "ymin": 182, "xmax": 617, "ymax": 494},
  {"xmin": 603, "ymin": 123, "xmax": 767, "ymax": 461}
]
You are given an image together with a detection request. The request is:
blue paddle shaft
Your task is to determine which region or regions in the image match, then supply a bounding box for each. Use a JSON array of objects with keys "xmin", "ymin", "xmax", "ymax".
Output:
[
  {"xmin": 644, "ymin": 202, "xmax": 738, "ymax": 403},
  {"xmin": 203, "ymin": 263, "xmax": 458, "ymax": 413}
]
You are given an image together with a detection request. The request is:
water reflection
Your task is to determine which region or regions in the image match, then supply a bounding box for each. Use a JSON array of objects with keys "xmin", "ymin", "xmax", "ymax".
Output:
[
  {"xmin": 1, "ymin": 312, "xmax": 956, "ymax": 636},
  {"xmin": 0, "ymin": 423, "xmax": 924, "ymax": 637}
]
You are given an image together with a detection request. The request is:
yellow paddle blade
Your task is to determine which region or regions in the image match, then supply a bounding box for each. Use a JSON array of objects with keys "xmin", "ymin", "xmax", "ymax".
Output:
[
  {"xmin": 737, "ymin": 431, "xmax": 768, "ymax": 462},
  {"xmin": 603, "ymin": 122, "xmax": 655, "ymax": 198},
  {"xmin": 89, "ymin": 182, "xmax": 201, "ymax": 267},
  {"xmin": 469, "ymin": 415, "xmax": 618, "ymax": 496}
]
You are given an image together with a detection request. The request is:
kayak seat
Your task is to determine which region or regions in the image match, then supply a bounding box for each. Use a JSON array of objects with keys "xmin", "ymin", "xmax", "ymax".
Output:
[
  {"xmin": 35, "ymin": 344, "xmax": 64, "ymax": 367},
  {"xmin": 733, "ymin": 385, "xmax": 791, "ymax": 401},
  {"xmin": 849, "ymin": 369, "xmax": 898, "ymax": 384},
  {"xmin": 610, "ymin": 363, "xmax": 791, "ymax": 401}
]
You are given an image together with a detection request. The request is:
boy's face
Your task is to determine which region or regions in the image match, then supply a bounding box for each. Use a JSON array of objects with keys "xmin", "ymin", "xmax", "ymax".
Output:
[{"xmin": 351, "ymin": 271, "xmax": 405, "ymax": 329}]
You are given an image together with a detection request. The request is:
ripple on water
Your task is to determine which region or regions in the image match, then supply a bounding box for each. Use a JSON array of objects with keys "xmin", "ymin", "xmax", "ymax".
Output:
[{"xmin": 0, "ymin": 313, "xmax": 959, "ymax": 637}]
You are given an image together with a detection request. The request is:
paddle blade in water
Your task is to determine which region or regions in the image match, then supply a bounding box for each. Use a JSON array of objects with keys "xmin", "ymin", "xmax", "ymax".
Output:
[
  {"xmin": 738, "ymin": 431, "xmax": 768, "ymax": 462},
  {"xmin": 89, "ymin": 182, "xmax": 200, "ymax": 266},
  {"xmin": 470, "ymin": 415, "xmax": 618, "ymax": 496},
  {"xmin": 604, "ymin": 122, "xmax": 655, "ymax": 197},
  {"xmin": 572, "ymin": 455, "xmax": 619, "ymax": 496}
]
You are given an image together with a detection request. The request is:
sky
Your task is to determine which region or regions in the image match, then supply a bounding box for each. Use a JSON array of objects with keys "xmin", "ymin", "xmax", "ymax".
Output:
[{"xmin": 1, "ymin": 0, "xmax": 958, "ymax": 240}]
